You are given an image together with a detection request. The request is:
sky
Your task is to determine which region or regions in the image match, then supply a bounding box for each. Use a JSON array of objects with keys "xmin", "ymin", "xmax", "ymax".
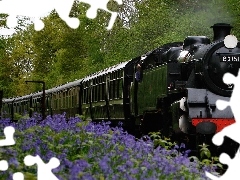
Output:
[{"xmin": 0, "ymin": 27, "xmax": 15, "ymax": 36}]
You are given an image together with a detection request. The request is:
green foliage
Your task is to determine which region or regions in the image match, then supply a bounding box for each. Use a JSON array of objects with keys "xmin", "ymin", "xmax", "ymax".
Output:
[
  {"xmin": 75, "ymin": 114, "xmax": 87, "ymax": 121},
  {"xmin": 187, "ymin": 143, "xmax": 224, "ymax": 176},
  {"xmin": 199, "ymin": 143, "xmax": 211, "ymax": 160},
  {"xmin": 148, "ymin": 131, "xmax": 176, "ymax": 150},
  {"xmin": 14, "ymin": 113, "xmax": 24, "ymax": 121},
  {"xmin": 1, "ymin": 0, "xmax": 240, "ymax": 97},
  {"xmin": 13, "ymin": 113, "xmax": 30, "ymax": 122},
  {"xmin": 197, "ymin": 143, "xmax": 223, "ymax": 170},
  {"xmin": 149, "ymin": 131, "xmax": 223, "ymax": 175}
]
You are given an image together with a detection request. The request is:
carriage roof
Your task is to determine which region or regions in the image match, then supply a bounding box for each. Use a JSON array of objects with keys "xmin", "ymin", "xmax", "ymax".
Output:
[{"xmin": 82, "ymin": 61, "xmax": 129, "ymax": 83}]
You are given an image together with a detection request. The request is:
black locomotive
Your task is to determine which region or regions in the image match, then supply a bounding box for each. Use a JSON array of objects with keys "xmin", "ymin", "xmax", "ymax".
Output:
[{"xmin": 1, "ymin": 23, "xmax": 239, "ymax": 149}]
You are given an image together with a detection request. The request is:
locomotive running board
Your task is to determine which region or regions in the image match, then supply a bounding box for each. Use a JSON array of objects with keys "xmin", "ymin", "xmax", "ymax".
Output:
[{"xmin": 192, "ymin": 118, "xmax": 235, "ymax": 133}]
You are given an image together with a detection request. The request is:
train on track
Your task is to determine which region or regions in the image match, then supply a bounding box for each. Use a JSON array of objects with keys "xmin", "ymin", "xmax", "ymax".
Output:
[{"xmin": 1, "ymin": 23, "xmax": 239, "ymax": 149}]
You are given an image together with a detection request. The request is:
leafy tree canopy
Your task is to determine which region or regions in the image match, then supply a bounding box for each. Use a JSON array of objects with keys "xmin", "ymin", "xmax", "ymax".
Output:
[{"xmin": 0, "ymin": 0, "xmax": 240, "ymax": 97}]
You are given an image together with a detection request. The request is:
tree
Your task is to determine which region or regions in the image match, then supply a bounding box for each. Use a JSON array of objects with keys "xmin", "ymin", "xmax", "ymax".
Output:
[
  {"xmin": 0, "ymin": 29, "xmax": 36, "ymax": 97},
  {"xmin": 1, "ymin": 0, "xmax": 240, "ymax": 97}
]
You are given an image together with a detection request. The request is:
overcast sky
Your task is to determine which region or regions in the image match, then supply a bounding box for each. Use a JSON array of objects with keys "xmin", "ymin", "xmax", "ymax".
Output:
[{"xmin": 0, "ymin": 27, "xmax": 15, "ymax": 36}]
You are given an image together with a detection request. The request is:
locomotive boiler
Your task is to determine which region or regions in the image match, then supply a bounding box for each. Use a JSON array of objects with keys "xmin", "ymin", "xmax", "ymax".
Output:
[{"xmin": 1, "ymin": 23, "xmax": 239, "ymax": 151}]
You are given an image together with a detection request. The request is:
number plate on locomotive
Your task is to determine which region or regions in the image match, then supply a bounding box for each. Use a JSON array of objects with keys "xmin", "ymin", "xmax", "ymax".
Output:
[{"xmin": 221, "ymin": 55, "xmax": 240, "ymax": 62}]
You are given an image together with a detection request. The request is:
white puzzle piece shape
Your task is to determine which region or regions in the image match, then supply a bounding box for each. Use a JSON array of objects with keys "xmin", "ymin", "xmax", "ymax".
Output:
[
  {"xmin": 24, "ymin": 155, "xmax": 60, "ymax": 180},
  {"xmin": 206, "ymin": 35, "xmax": 240, "ymax": 179},
  {"xmin": 0, "ymin": 0, "xmax": 123, "ymax": 30}
]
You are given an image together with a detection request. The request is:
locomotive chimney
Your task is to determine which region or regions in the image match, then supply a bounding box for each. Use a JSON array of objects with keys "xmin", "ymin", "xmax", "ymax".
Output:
[{"xmin": 211, "ymin": 23, "xmax": 233, "ymax": 41}]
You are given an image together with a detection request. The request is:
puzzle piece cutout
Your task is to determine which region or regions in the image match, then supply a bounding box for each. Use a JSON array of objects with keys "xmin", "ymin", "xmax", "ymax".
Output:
[
  {"xmin": 206, "ymin": 149, "xmax": 240, "ymax": 179},
  {"xmin": 0, "ymin": 126, "xmax": 15, "ymax": 172},
  {"xmin": 0, "ymin": 160, "xmax": 8, "ymax": 171},
  {"xmin": 206, "ymin": 35, "xmax": 240, "ymax": 179},
  {"xmin": 206, "ymin": 70, "xmax": 240, "ymax": 179},
  {"xmin": 0, "ymin": 126, "xmax": 15, "ymax": 146},
  {"xmin": 212, "ymin": 71, "xmax": 240, "ymax": 147},
  {"xmin": 12, "ymin": 172, "xmax": 24, "ymax": 180},
  {"xmin": 0, "ymin": 0, "xmax": 122, "ymax": 31},
  {"xmin": 24, "ymin": 155, "xmax": 60, "ymax": 180},
  {"xmin": 0, "ymin": 0, "xmax": 79, "ymax": 31},
  {"xmin": 8, "ymin": 155, "xmax": 60, "ymax": 180},
  {"xmin": 0, "ymin": 126, "xmax": 60, "ymax": 179}
]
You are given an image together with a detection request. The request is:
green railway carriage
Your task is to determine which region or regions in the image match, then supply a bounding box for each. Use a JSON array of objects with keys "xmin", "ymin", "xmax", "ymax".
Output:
[
  {"xmin": 1, "ymin": 95, "xmax": 32, "ymax": 119},
  {"xmin": 49, "ymin": 79, "xmax": 82, "ymax": 117},
  {"xmin": 81, "ymin": 61, "xmax": 128, "ymax": 127}
]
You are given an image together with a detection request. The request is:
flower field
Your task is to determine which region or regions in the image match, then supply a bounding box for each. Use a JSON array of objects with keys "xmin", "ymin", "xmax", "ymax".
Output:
[{"xmin": 0, "ymin": 113, "xmax": 217, "ymax": 180}]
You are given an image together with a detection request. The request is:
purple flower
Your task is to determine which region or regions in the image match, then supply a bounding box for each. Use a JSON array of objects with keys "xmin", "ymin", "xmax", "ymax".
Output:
[
  {"xmin": 0, "ymin": 113, "xmax": 217, "ymax": 179},
  {"xmin": 99, "ymin": 156, "xmax": 110, "ymax": 173}
]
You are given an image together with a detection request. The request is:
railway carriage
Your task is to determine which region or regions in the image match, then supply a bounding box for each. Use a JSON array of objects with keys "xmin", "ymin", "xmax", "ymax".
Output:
[
  {"xmin": 49, "ymin": 79, "xmax": 83, "ymax": 117},
  {"xmin": 81, "ymin": 62, "xmax": 127, "ymax": 122}
]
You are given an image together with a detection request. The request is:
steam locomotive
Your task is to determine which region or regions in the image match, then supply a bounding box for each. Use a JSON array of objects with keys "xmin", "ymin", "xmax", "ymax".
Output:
[{"xmin": 1, "ymin": 23, "xmax": 239, "ymax": 149}]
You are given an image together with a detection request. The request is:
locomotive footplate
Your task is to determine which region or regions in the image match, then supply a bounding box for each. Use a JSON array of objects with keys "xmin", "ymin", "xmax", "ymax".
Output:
[
  {"xmin": 192, "ymin": 118, "xmax": 235, "ymax": 133},
  {"xmin": 187, "ymin": 88, "xmax": 235, "ymax": 134},
  {"xmin": 187, "ymin": 88, "xmax": 233, "ymax": 118}
]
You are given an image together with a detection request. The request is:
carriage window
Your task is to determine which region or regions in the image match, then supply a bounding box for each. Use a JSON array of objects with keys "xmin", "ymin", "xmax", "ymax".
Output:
[
  {"xmin": 99, "ymin": 83, "xmax": 102, "ymax": 101},
  {"xmin": 91, "ymin": 85, "xmax": 94, "ymax": 102},
  {"xmin": 68, "ymin": 93, "xmax": 70, "ymax": 108},
  {"xmin": 63, "ymin": 96, "xmax": 66, "ymax": 109},
  {"xmin": 56, "ymin": 98, "xmax": 59, "ymax": 109},
  {"xmin": 86, "ymin": 88, "xmax": 89, "ymax": 104},
  {"xmin": 76, "ymin": 94, "xmax": 79, "ymax": 106},
  {"xmin": 72, "ymin": 96, "xmax": 74, "ymax": 107},
  {"xmin": 114, "ymin": 72, "xmax": 117, "ymax": 80},
  {"xmin": 90, "ymin": 81, "xmax": 94, "ymax": 102},
  {"xmin": 66, "ymin": 96, "xmax": 68, "ymax": 108},
  {"xmin": 82, "ymin": 88, "xmax": 85, "ymax": 104},
  {"xmin": 114, "ymin": 80, "xmax": 118, "ymax": 99},
  {"xmin": 83, "ymin": 88, "xmax": 85, "ymax": 104},
  {"xmin": 67, "ymin": 90, "xmax": 71, "ymax": 108},
  {"xmin": 102, "ymin": 83, "xmax": 105, "ymax": 100},
  {"xmin": 98, "ymin": 84, "xmax": 100, "ymax": 101},
  {"xmin": 119, "ymin": 78, "xmax": 123, "ymax": 98},
  {"xmin": 109, "ymin": 81, "xmax": 113, "ymax": 100},
  {"xmin": 59, "ymin": 98, "xmax": 61, "ymax": 108},
  {"xmin": 84, "ymin": 88, "xmax": 87, "ymax": 104},
  {"xmin": 108, "ymin": 81, "xmax": 111, "ymax": 100},
  {"xmin": 116, "ymin": 80, "xmax": 119, "ymax": 99},
  {"xmin": 100, "ymin": 77, "xmax": 104, "ymax": 101},
  {"xmin": 65, "ymin": 95, "xmax": 68, "ymax": 108},
  {"xmin": 95, "ymin": 84, "xmax": 99, "ymax": 102},
  {"xmin": 65, "ymin": 92, "xmax": 67, "ymax": 108},
  {"xmin": 68, "ymin": 95, "xmax": 71, "ymax": 108},
  {"xmin": 64, "ymin": 97, "xmax": 65, "ymax": 109}
]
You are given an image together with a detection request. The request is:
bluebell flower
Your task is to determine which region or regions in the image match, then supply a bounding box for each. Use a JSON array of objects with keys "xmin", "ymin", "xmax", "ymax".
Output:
[{"xmin": 99, "ymin": 156, "xmax": 110, "ymax": 173}]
